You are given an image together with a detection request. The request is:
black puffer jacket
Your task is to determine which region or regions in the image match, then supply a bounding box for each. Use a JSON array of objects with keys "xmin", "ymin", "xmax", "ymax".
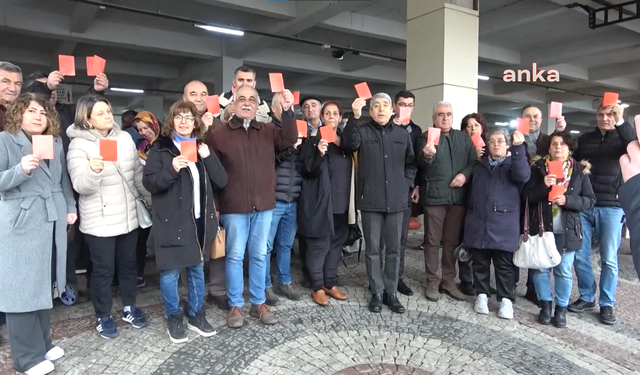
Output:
[
  {"xmin": 273, "ymin": 117, "xmax": 303, "ymax": 203},
  {"xmin": 572, "ymin": 123, "xmax": 636, "ymax": 207}
]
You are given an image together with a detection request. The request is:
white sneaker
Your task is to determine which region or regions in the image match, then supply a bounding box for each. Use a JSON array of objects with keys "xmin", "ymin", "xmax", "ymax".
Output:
[
  {"xmin": 45, "ymin": 346, "xmax": 64, "ymax": 361},
  {"xmin": 498, "ymin": 298, "xmax": 514, "ymax": 319},
  {"xmin": 474, "ymin": 294, "xmax": 489, "ymax": 315},
  {"xmin": 25, "ymin": 360, "xmax": 54, "ymax": 375}
]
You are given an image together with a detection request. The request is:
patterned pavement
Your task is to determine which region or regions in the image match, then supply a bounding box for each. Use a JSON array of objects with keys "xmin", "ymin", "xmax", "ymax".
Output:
[{"xmin": 1, "ymin": 230, "xmax": 640, "ymax": 375}]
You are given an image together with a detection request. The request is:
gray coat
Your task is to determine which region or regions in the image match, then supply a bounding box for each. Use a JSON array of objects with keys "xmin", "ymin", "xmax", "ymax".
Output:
[{"xmin": 0, "ymin": 131, "xmax": 76, "ymax": 313}]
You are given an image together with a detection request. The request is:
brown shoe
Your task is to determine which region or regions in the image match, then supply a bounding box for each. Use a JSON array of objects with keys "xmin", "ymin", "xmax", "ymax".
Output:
[
  {"xmin": 424, "ymin": 285, "xmax": 441, "ymax": 302},
  {"xmin": 249, "ymin": 304, "xmax": 278, "ymax": 325},
  {"xmin": 227, "ymin": 307, "xmax": 244, "ymax": 328},
  {"xmin": 324, "ymin": 286, "xmax": 347, "ymax": 301},
  {"xmin": 312, "ymin": 289, "xmax": 329, "ymax": 306},
  {"xmin": 441, "ymin": 284, "xmax": 467, "ymax": 301}
]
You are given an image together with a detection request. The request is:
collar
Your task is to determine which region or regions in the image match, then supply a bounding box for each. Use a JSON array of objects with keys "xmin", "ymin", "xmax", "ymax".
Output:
[{"xmin": 228, "ymin": 116, "xmax": 262, "ymax": 130}]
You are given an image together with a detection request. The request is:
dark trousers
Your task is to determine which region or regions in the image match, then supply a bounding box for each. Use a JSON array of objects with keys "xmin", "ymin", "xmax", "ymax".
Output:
[
  {"xmin": 469, "ymin": 248, "xmax": 515, "ymax": 302},
  {"xmin": 398, "ymin": 207, "xmax": 412, "ymax": 278},
  {"xmin": 136, "ymin": 227, "xmax": 151, "ymax": 279},
  {"xmin": 327, "ymin": 214, "xmax": 349, "ymax": 285},
  {"xmin": 299, "ymin": 236, "xmax": 309, "ymax": 281},
  {"xmin": 362, "ymin": 211, "xmax": 403, "ymax": 295},
  {"xmin": 84, "ymin": 230, "xmax": 139, "ymax": 318},
  {"xmin": 207, "ymin": 257, "xmax": 227, "ymax": 297},
  {"xmin": 423, "ymin": 204, "xmax": 466, "ymax": 288},
  {"xmin": 6, "ymin": 309, "xmax": 53, "ymax": 373},
  {"xmin": 459, "ymin": 260, "xmax": 474, "ymax": 283},
  {"xmin": 302, "ymin": 236, "xmax": 331, "ymax": 291}
]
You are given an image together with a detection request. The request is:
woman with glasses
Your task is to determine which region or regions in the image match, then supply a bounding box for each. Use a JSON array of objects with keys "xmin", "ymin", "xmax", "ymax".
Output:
[{"xmin": 143, "ymin": 100, "xmax": 227, "ymax": 343}]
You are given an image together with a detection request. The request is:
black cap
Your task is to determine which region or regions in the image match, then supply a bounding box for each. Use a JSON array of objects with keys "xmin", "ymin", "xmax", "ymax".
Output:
[{"xmin": 299, "ymin": 95, "xmax": 322, "ymax": 107}]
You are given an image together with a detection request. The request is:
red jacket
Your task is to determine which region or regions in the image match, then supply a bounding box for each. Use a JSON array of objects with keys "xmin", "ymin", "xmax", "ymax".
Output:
[{"xmin": 206, "ymin": 111, "xmax": 297, "ymax": 214}]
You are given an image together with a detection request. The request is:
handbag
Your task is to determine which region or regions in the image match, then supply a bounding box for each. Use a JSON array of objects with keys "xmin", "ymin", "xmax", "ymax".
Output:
[
  {"xmin": 514, "ymin": 198, "xmax": 561, "ymax": 269},
  {"xmin": 113, "ymin": 163, "xmax": 153, "ymax": 229},
  {"xmin": 210, "ymin": 227, "xmax": 225, "ymax": 259}
]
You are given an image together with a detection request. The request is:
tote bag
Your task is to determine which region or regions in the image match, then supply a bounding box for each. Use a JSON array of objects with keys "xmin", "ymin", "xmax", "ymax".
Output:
[{"xmin": 514, "ymin": 198, "xmax": 561, "ymax": 269}]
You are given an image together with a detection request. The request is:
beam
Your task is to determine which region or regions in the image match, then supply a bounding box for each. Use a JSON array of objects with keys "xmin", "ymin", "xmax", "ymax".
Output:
[
  {"xmin": 55, "ymin": 41, "xmax": 78, "ymax": 56},
  {"xmin": 69, "ymin": 3, "xmax": 100, "ymax": 33},
  {"xmin": 595, "ymin": 77, "xmax": 640, "ymax": 91},
  {"xmin": 544, "ymin": 63, "xmax": 589, "ymax": 81},
  {"xmin": 0, "ymin": 3, "xmax": 223, "ymax": 60},
  {"xmin": 194, "ymin": 0, "xmax": 295, "ymax": 19},
  {"xmin": 589, "ymin": 60, "xmax": 640, "ymax": 80},
  {"xmin": 321, "ymin": 12, "xmax": 407, "ymax": 44},
  {"xmin": 480, "ymin": 2, "xmax": 570, "ymax": 36},
  {"xmin": 340, "ymin": 57, "xmax": 378, "ymax": 72}
]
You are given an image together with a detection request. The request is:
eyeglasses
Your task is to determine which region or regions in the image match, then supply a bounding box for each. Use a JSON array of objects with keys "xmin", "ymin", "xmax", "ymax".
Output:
[
  {"xmin": 175, "ymin": 115, "xmax": 195, "ymax": 123},
  {"xmin": 396, "ymin": 103, "xmax": 415, "ymax": 108},
  {"xmin": 488, "ymin": 140, "xmax": 506, "ymax": 145}
]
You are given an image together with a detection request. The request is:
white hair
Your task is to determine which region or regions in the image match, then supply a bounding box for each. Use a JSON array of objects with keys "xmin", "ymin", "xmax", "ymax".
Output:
[
  {"xmin": 370, "ymin": 92, "xmax": 392, "ymax": 107},
  {"xmin": 432, "ymin": 101, "xmax": 453, "ymax": 117}
]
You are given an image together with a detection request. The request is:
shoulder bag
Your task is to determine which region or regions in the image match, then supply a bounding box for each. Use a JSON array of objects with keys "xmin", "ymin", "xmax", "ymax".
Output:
[
  {"xmin": 513, "ymin": 197, "xmax": 561, "ymax": 269},
  {"xmin": 113, "ymin": 163, "xmax": 153, "ymax": 229}
]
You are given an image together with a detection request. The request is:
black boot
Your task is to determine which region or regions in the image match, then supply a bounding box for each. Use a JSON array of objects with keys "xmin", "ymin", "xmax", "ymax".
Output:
[
  {"xmin": 538, "ymin": 301, "xmax": 552, "ymax": 325},
  {"xmin": 459, "ymin": 281, "xmax": 475, "ymax": 296},
  {"xmin": 397, "ymin": 279, "xmax": 414, "ymax": 296},
  {"xmin": 553, "ymin": 306, "xmax": 567, "ymax": 328},
  {"xmin": 369, "ymin": 294, "xmax": 382, "ymax": 313},
  {"xmin": 383, "ymin": 293, "xmax": 406, "ymax": 314}
]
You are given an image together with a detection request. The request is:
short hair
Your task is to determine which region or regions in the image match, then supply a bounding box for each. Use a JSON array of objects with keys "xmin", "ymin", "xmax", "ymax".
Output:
[
  {"xmin": 74, "ymin": 95, "xmax": 112, "ymax": 130},
  {"xmin": 235, "ymin": 84, "xmax": 260, "ymax": 103},
  {"xmin": 432, "ymin": 101, "xmax": 452, "ymax": 116},
  {"xmin": 4, "ymin": 93, "xmax": 60, "ymax": 137},
  {"xmin": 485, "ymin": 128, "xmax": 511, "ymax": 146},
  {"xmin": 371, "ymin": 93, "xmax": 392, "ymax": 107},
  {"xmin": 161, "ymin": 100, "xmax": 206, "ymax": 141},
  {"xmin": 597, "ymin": 103, "xmax": 622, "ymax": 117},
  {"xmin": 24, "ymin": 71, "xmax": 48, "ymax": 89},
  {"xmin": 549, "ymin": 131, "xmax": 578, "ymax": 152},
  {"xmin": 521, "ymin": 105, "xmax": 541, "ymax": 116},
  {"xmin": 233, "ymin": 65, "xmax": 256, "ymax": 78},
  {"xmin": 121, "ymin": 110, "xmax": 138, "ymax": 129},
  {"xmin": 321, "ymin": 101, "xmax": 343, "ymax": 117},
  {"xmin": 0, "ymin": 61, "xmax": 22, "ymax": 75},
  {"xmin": 461, "ymin": 113, "xmax": 487, "ymax": 134},
  {"xmin": 394, "ymin": 90, "xmax": 415, "ymax": 104}
]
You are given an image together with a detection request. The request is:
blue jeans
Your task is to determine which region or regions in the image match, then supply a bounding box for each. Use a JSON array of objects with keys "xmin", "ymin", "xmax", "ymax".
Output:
[
  {"xmin": 159, "ymin": 262, "xmax": 205, "ymax": 317},
  {"xmin": 574, "ymin": 207, "xmax": 624, "ymax": 306},
  {"xmin": 265, "ymin": 201, "xmax": 297, "ymax": 289},
  {"xmin": 222, "ymin": 210, "xmax": 273, "ymax": 307},
  {"xmin": 533, "ymin": 234, "xmax": 576, "ymax": 307}
]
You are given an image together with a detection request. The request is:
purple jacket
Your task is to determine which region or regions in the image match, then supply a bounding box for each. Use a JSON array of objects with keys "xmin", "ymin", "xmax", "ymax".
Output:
[{"xmin": 463, "ymin": 143, "xmax": 530, "ymax": 252}]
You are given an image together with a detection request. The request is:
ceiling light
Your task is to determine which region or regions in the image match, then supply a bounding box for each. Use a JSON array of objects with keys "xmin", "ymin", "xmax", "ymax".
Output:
[
  {"xmin": 509, "ymin": 120, "xmax": 518, "ymax": 127},
  {"xmin": 570, "ymin": 130, "xmax": 580, "ymax": 134},
  {"xmin": 331, "ymin": 49, "xmax": 346, "ymax": 60},
  {"xmin": 194, "ymin": 23, "xmax": 244, "ymax": 36},
  {"xmin": 494, "ymin": 122, "xmax": 509, "ymax": 126},
  {"xmin": 477, "ymin": 75, "xmax": 490, "ymax": 80},
  {"xmin": 620, "ymin": 103, "xmax": 630, "ymax": 108},
  {"xmin": 110, "ymin": 88, "xmax": 144, "ymax": 94}
]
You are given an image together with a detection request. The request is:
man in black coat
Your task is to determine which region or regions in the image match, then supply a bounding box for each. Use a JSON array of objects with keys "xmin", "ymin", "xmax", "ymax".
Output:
[
  {"xmin": 340, "ymin": 92, "xmax": 416, "ymax": 314},
  {"xmin": 618, "ymin": 115, "xmax": 640, "ymax": 282}
]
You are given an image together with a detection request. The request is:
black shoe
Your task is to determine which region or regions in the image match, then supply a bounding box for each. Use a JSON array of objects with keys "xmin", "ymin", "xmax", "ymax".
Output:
[
  {"xmin": 206, "ymin": 294, "xmax": 230, "ymax": 311},
  {"xmin": 567, "ymin": 299, "xmax": 596, "ymax": 313},
  {"xmin": 187, "ymin": 309, "xmax": 217, "ymax": 337},
  {"xmin": 369, "ymin": 294, "xmax": 382, "ymax": 313},
  {"xmin": 553, "ymin": 306, "xmax": 567, "ymax": 328},
  {"xmin": 397, "ymin": 279, "xmax": 414, "ymax": 296},
  {"xmin": 459, "ymin": 281, "xmax": 475, "ymax": 296},
  {"xmin": 167, "ymin": 313, "xmax": 188, "ymax": 344},
  {"xmin": 524, "ymin": 288, "xmax": 538, "ymax": 306},
  {"xmin": 599, "ymin": 306, "xmax": 616, "ymax": 325},
  {"xmin": 538, "ymin": 301, "xmax": 552, "ymax": 325},
  {"xmin": 382, "ymin": 293, "xmax": 406, "ymax": 314}
]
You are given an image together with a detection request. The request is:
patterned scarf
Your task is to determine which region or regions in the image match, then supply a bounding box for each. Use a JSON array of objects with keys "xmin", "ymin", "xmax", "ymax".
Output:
[
  {"xmin": 545, "ymin": 155, "xmax": 574, "ymax": 216},
  {"xmin": 488, "ymin": 153, "xmax": 508, "ymax": 167},
  {"xmin": 133, "ymin": 111, "xmax": 160, "ymax": 160}
]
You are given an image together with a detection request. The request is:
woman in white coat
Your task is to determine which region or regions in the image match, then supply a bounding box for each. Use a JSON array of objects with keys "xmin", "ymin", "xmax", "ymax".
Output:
[
  {"xmin": 0, "ymin": 93, "xmax": 77, "ymax": 375},
  {"xmin": 66, "ymin": 95, "xmax": 150, "ymax": 340}
]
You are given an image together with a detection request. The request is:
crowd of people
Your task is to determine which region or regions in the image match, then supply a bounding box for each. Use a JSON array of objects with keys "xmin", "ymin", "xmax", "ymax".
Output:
[{"xmin": 0, "ymin": 60, "xmax": 639, "ymax": 375}]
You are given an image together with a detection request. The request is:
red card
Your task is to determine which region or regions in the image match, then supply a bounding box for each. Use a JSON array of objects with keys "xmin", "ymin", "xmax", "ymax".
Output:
[
  {"xmin": 547, "ymin": 160, "xmax": 563, "ymax": 177},
  {"xmin": 603, "ymin": 92, "xmax": 619, "ymax": 106},
  {"xmin": 231, "ymin": 86, "xmax": 236, "ymax": 101},
  {"xmin": 32, "ymin": 135, "xmax": 54, "ymax": 159},
  {"xmin": 296, "ymin": 120, "xmax": 307, "ymax": 136},
  {"xmin": 87, "ymin": 55, "xmax": 106, "ymax": 76},
  {"xmin": 427, "ymin": 127, "xmax": 441, "ymax": 146},
  {"xmin": 354, "ymin": 82, "xmax": 372, "ymax": 99},
  {"xmin": 206, "ymin": 95, "xmax": 220, "ymax": 115},
  {"xmin": 180, "ymin": 140, "xmax": 198, "ymax": 163},
  {"xmin": 398, "ymin": 107, "xmax": 411, "ymax": 125},
  {"xmin": 549, "ymin": 102, "xmax": 563, "ymax": 118},
  {"xmin": 319, "ymin": 126, "xmax": 336, "ymax": 143},
  {"xmin": 58, "ymin": 55, "xmax": 75, "ymax": 76},
  {"xmin": 99, "ymin": 139, "xmax": 118, "ymax": 162},
  {"xmin": 269, "ymin": 73, "xmax": 284, "ymax": 93},
  {"xmin": 516, "ymin": 117, "xmax": 530, "ymax": 134},
  {"xmin": 471, "ymin": 134, "xmax": 485, "ymax": 148},
  {"xmin": 549, "ymin": 185, "xmax": 564, "ymax": 200},
  {"xmin": 293, "ymin": 91, "xmax": 300, "ymax": 105}
]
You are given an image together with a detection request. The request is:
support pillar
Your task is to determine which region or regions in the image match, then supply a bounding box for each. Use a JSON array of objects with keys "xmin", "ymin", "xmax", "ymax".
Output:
[
  {"xmin": 213, "ymin": 56, "xmax": 243, "ymax": 95},
  {"xmin": 406, "ymin": 0, "xmax": 479, "ymax": 130},
  {"xmin": 143, "ymin": 96, "xmax": 165, "ymax": 119}
]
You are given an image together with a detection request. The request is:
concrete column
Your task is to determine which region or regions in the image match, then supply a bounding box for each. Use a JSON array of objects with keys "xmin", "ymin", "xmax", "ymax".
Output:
[
  {"xmin": 213, "ymin": 56, "xmax": 243, "ymax": 95},
  {"xmin": 143, "ymin": 96, "xmax": 164, "ymax": 119},
  {"xmin": 406, "ymin": 1, "xmax": 479, "ymax": 130}
]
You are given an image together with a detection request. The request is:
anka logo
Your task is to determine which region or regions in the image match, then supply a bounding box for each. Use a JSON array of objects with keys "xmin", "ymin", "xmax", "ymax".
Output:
[{"xmin": 503, "ymin": 63, "xmax": 560, "ymax": 82}]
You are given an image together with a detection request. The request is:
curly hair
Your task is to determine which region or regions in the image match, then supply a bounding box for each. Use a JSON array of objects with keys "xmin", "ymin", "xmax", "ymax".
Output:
[
  {"xmin": 549, "ymin": 131, "xmax": 578, "ymax": 152},
  {"xmin": 3, "ymin": 93, "xmax": 60, "ymax": 137},
  {"xmin": 461, "ymin": 112, "xmax": 487, "ymax": 135},
  {"xmin": 161, "ymin": 100, "xmax": 206, "ymax": 141}
]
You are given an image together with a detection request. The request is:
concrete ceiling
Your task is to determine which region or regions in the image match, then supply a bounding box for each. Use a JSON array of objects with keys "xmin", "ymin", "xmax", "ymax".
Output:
[{"xmin": 0, "ymin": 0, "xmax": 639, "ymax": 134}]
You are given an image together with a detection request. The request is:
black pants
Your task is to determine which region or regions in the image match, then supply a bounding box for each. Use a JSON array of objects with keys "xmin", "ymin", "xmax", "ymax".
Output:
[
  {"xmin": 302, "ymin": 235, "xmax": 332, "ymax": 291},
  {"xmin": 136, "ymin": 227, "xmax": 151, "ymax": 279},
  {"xmin": 6, "ymin": 309, "xmax": 53, "ymax": 373},
  {"xmin": 84, "ymin": 230, "xmax": 139, "ymax": 318},
  {"xmin": 459, "ymin": 260, "xmax": 474, "ymax": 283},
  {"xmin": 299, "ymin": 236, "xmax": 309, "ymax": 281},
  {"xmin": 362, "ymin": 211, "xmax": 403, "ymax": 295},
  {"xmin": 469, "ymin": 248, "xmax": 515, "ymax": 302}
]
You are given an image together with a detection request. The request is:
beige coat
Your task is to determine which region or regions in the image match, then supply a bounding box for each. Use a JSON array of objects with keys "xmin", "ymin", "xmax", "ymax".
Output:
[{"xmin": 66, "ymin": 125, "xmax": 150, "ymax": 237}]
